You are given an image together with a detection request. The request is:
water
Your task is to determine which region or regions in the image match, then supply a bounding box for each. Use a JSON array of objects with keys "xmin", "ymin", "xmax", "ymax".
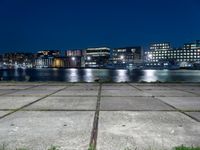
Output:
[{"xmin": 0, "ymin": 68, "xmax": 200, "ymax": 82}]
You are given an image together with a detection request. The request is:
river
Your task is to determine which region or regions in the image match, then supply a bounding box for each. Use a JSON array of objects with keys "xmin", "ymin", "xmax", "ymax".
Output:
[{"xmin": 0, "ymin": 68, "xmax": 200, "ymax": 82}]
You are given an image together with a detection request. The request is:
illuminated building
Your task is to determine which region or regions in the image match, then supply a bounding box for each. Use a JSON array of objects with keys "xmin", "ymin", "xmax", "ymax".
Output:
[
  {"xmin": 52, "ymin": 57, "xmax": 65, "ymax": 68},
  {"xmin": 85, "ymin": 47, "xmax": 110, "ymax": 68},
  {"xmin": 144, "ymin": 41, "xmax": 200, "ymax": 68},
  {"xmin": 34, "ymin": 57, "xmax": 54, "ymax": 68},
  {"xmin": 112, "ymin": 47, "xmax": 142, "ymax": 69},
  {"xmin": 34, "ymin": 50, "xmax": 61, "ymax": 68},
  {"xmin": 150, "ymin": 43, "xmax": 171, "ymax": 51},
  {"xmin": 37, "ymin": 50, "xmax": 60, "ymax": 57},
  {"xmin": 1, "ymin": 52, "xmax": 34, "ymax": 68},
  {"xmin": 65, "ymin": 50, "xmax": 85, "ymax": 68}
]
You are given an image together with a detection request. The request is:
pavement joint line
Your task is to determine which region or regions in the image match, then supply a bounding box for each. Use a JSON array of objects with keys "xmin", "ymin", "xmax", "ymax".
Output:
[
  {"xmin": 155, "ymin": 97, "xmax": 200, "ymax": 122},
  {"xmin": 101, "ymin": 95, "xmax": 199, "ymax": 97},
  {"xmin": 127, "ymin": 83, "xmax": 143, "ymax": 91},
  {"xmin": 1, "ymin": 109, "xmax": 200, "ymax": 112},
  {"xmin": 50, "ymin": 95, "xmax": 98, "ymax": 97},
  {"xmin": 0, "ymin": 84, "xmax": 74, "ymax": 120},
  {"xmin": 0, "ymin": 109, "xmax": 96, "ymax": 111},
  {"xmin": 0, "ymin": 95, "xmax": 98, "ymax": 97},
  {"xmin": 180, "ymin": 111, "xmax": 200, "ymax": 122},
  {"xmin": 97, "ymin": 110, "xmax": 180, "ymax": 112},
  {"xmin": 89, "ymin": 83, "xmax": 102, "ymax": 149},
  {"xmin": 170, "ymin": 87, "xmax": 200, "ymax": 97},
  {"xmin": 0, "ymin": 84, "xmax": 46, "ymax": 96}
]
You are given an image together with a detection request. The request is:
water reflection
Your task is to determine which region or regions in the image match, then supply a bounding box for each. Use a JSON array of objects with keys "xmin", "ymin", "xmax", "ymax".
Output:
[
  {"xmin": 142, "ymin": 70, "xmax": 157, "ymax": 82},
  {"xmin": 14, "ymin": 69, "xmax": 19, "ymax": 77},
  {"xmin": 114, "ymin": 69, "xmax": 130, "ymax": 82},
  {"xmin": 83, "ymin": 69, "xmax": 95, "ymax": 82},
  {"xmin": 3, "ymin": 70, "xmax": 8, "ymax": 77},
  {"xmin": 1, "ymin": 68, "xmax": 200, "ymax": 82},
  {"xmin": 66, "ymin": 68, "xmax": 79, "ymax": 82}
]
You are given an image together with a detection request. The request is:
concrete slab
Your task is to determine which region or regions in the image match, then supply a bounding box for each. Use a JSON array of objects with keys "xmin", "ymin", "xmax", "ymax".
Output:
[
  {"xmin": 135, "ymin": 85, "xmax": 172, "ymax": 90},
  {"xmin": 31, "ymin": 85, "xmax": 66, "ymax": 90},
  {"xmin": 8, "ymin": 89, "xmax": 57, "ymax": 96},
  {"xmin": 132, "ymin": 83, "xmax": 200, "ymax": 87},
  {"xmin": 101, "ymin": 90, "xmax": 152, "ymax": 97},
  {"xmin": 0, "ymin": 85, "xmax": 33, "ymax": 90},
  {"xmin": 0, "ymin": 111, "xmax": 94, "ymax": 150},
  {"xmin": 0, "ymin": 90, "xmax": 16, "ymax": 95},
  {"xmin": 0, "ymin": 96, "xmax": 42, "ymax": 109},
  {"xmin": 100, "ymin": 97, "xmax": 174, "ymax": 111},
  {"xmin": 65, "ymin": 83, "xmax": 99, "ymax": 90},
  {"xmin": 67, "ymin": 85, "xmax": 99, "ymax": 90},
  {"xmin": 103, "ymin": 83, "xmax": 130, "ymax": 86},
  {"xmin": 97, "ymin": 111, "xmax": 200, "ymax": 150},
  {"xmin": 157, "ymin": 97, "xmax": 200, "ymax": 111},
  {"xmin": 25, "ymin": 96, "xmax": 97, "ymax": 110},
  {"xmin": 185, "ymin": 112, "xmax": 200, "ymax": 121},
  {"xmin": 53, "ymin": 89, "xmax": 98, "ymax": 96},
  {"xmin": 0, "ymin": 111, "xmax": 10, "ymax": 117},
  {"xmin": 0, "ymin": 83, "xmax": 44, "ymax": 86},
  {"xmin": 145, "ymin": 90, "xmax": 197, "ymax": 97},
  {"xmin": 171, "ymin": 85, "xmax": 200, "ymax": 90},
  {"xmin": 180, "ymin": 89, "xmax": 200, "ymax": 96},
  {"xmin": 102, "ymin": 85, "xmax": 136, "ymax": 90},
  {"xmin": 73, "ymin": 83, "xmax": 99, "ymax": 86}
]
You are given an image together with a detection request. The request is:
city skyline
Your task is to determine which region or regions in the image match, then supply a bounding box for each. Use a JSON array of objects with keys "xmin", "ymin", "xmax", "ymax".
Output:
[
  {"xmin": 0, "ymin": 39, "xmax": 199, "ymax": 54},
  {"xmin": 0, "ymin": 0, "xmax": 200, "ymax": 53}
]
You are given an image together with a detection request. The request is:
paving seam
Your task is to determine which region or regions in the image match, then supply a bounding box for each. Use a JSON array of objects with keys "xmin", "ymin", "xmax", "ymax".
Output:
[
  {"xmin": 0, "ymin": 95, "xmax": 98, "ymax": 97},
  {"xmin": 2, "ymin": 95, "xmax": 198, "ymax": 97},
  {"xmin": 181, "ymin": 111, "xmax": 200, "ymax": 122},
  {"xmin": 128, "ymin": 83, "xmax": 200, "ymax": 122},
  {"xmin": 126, "ymin": 83, "xmax": 143, "ymax": 91},
  {"xmin": 170, "ymin": 86, "xmax": 200, "ymax": 96},
  {"xmin": 0, "ymin": 84, "xmax": 74, "ymax": 120},
  {"xmin": 89, "ymin": 83, "xmax": 102, "ymax": 149},
  {"xmin": 155, "ymin": 97, "xmax": 200, "ymax": 122},
  {"xmin": 1, "ymin": 109, "xmax": 200, "ymax": 112},
  {"xmin": 0, "ymin": 109, "xmax": 96, "ymax": 111}
]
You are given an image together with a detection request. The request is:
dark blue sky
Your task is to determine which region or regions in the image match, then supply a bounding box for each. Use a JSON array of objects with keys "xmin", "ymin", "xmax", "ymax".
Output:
[{"xmin": 0, "ymin": 0, "xmax": 200, "ymax": 53}]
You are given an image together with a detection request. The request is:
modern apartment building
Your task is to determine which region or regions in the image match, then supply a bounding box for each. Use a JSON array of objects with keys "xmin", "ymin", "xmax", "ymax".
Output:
[
  {"xmin": 34, "ymin": 50, "xmax": 61, "ymax": 68},
  {"xmin": 85, "ymin": 47, "xmax": 110, "ymax": 68},
  {"xmin": 144, "ymin": 41, "xmax": 200, "ymax": 68},
  {"xmin": 65, "ymin": 49, "xmax": 85, "ymax": 68},
  {"xmin": 37, "ymin": 50, "xmax": 60, "ymax": 57},
  {"xmin": 112, "ymin": 47, "xmax": 142, "ymax": 69}
]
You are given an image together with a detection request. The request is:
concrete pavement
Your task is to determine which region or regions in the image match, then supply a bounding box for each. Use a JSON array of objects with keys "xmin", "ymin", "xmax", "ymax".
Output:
[{"xmin": 0, "ymin": 83, "xmax": 199, "ymax": 150}]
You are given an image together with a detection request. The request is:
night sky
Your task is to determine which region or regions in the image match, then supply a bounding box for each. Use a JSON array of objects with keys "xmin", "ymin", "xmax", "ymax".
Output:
[{"xmin": 0, "ymin": 0, "xmax": 200, "ymax": 53}]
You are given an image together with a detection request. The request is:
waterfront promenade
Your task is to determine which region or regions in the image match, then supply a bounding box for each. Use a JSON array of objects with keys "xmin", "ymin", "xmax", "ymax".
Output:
[{"xmin": 0, "ymin": 82, "xmax": 200, "ymax": 150}]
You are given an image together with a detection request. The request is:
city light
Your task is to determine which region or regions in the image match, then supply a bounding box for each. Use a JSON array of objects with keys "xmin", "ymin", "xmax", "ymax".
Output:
[
  {"xmin": 72, "ymin": 57, "xmax": 76, "ymax": 61},
  {"xmin": 0, "ymin": 40, "xmax": 200, "ymax": 70},
  {"xmin": 87, "ymin": 56, "xmax": 91, "ymax": 61},
  {"xmin": 120, "ymin": 55, "xmax": 124, "ymax": 60},
  {"xmin": 147, "ymin": 54, "xmax": 153, "ymax": 59}
]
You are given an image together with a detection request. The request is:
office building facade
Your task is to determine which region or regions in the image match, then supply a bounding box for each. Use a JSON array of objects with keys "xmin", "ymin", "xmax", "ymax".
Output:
[
  {"xmin": 144, "ymin": 41, "xmax": 200, "ymax": 68},
  {"xmin": 85, "ymin": 47, "xmax": 110, "ymax": 68},
  {"xmin": 65, "ymin": 50, "xmax": 85, "ymax": 68},
  {"xmin": 112, "ymin": 47, "xmax": 142, "ymax": 69},
  {"xmin": 34, "ymin": 50, "xmax": 61, "ymax": 68}
]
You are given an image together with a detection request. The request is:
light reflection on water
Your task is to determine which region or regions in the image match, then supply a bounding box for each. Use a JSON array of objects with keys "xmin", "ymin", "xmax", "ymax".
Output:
[
  {"xmin": 114, "ymin": 69, "xmax": 130, "ymax": 82},
  {"xmin": 0, "ymin": 68, "xmax": 200, "ymax": 82},
  {"xmin": 65, "ymin": 68, "xmax": 79, "ymax": 82}
]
